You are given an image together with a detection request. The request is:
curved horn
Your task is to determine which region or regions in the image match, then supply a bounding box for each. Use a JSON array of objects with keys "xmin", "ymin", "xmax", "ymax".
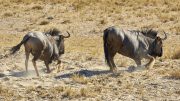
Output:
[
  {"xmin": 162, "ymin": 31, "xmax": 167, "ymax": 41},
  {"xmin": 63, "ymin": 31, "xmax": 71, "ymax": 38}
]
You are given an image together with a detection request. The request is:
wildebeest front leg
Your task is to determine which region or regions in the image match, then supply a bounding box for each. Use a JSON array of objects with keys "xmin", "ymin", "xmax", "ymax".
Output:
[
  {"xmin": 145, "ymin": 55, "xmax": 155, "ymax": 69},
  {"xmin": 135, "ymin": 59, "xmax": 141, "ymax": 67},
  {"xmin": 44, "ymin": 61, "xmax": 51, "ymax": 73},
  {"xmin": 56, "ymin": 58, "xmax": 62, "ymax": 73},
  {"xmin": 134, "ymin": 59, "xmax": 146, "ymax": 70}
]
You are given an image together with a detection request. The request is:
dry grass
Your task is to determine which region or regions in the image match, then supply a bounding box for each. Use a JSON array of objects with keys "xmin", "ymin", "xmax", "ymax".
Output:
[
  {"xmin": 0, "ymin": 84, "xmax": 21, "ymax": 100},
  {"xmin": 65, "ymin": 35, "xmax": 103, "ymax": 58},
  {"xmin": 0, "ymin": 34, "xmax": 23, "ymax": 48},
  {"xmin": 164, "ymin": 43, "xmax": 180, "ymax": 59}
]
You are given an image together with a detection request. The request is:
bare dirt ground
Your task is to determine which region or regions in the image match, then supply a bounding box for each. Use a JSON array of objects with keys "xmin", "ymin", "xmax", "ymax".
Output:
[{"xmin": 0, "ymin": 0, "xmax": 180, "ymax": 100}]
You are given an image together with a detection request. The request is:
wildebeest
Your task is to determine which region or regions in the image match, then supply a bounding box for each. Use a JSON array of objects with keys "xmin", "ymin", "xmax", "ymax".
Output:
[
  {"xmin": 10, "ymin": 28, "xmax": 70, "ymax": 76},
  {"xmin": 103, "ymin": 26, "xmax": 167, "ymax": 72}
]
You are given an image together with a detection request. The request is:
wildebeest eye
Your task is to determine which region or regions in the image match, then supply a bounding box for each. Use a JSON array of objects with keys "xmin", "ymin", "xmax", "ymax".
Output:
[{"xmin": 59, "ymin": 35, "xmax": 64, "ymax": 40}]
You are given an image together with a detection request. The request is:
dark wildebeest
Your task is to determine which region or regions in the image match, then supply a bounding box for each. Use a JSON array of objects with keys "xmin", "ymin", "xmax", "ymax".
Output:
[
  {"xmin": 103, "ymin": 26, "xmax": 167, "ymax": 72},
  {"xmin": 10, "ymin": 28, "xmax": 70, "ymax": 76}
]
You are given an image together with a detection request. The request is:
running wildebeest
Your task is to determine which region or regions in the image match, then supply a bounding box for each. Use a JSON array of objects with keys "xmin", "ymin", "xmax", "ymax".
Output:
[
  {"xmin": 103, "ymin": 26, "xmax": 167, "ymax": 72},
  {"xmin": 10, "ymin": 28, "xmax": 70, "ymax": 76}
]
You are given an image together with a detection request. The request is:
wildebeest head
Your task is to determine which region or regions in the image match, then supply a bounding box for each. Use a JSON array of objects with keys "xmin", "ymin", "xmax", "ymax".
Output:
[
  {"xmin": 45, "ymin": 28, "xmax": 70, "ymax": 55},
  {"xmin": 151, "ymin": 31, "xmax": 167, "ymax": 57},
  {"xmin": 57, "ymin": 32, "xmax": 70, "ymax": 54}
]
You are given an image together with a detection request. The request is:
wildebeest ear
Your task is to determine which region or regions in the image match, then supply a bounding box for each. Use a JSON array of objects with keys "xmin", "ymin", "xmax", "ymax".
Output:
[
  {"xmin": 141, "ymin": 28, "xmax": 157, "ymax": 39},
  {"xmin": 148, "ymin": 29, "xmax": 158, "ymax": 39},
  {"xmin": 59, "ymin": 35, "xmax": 64, "ymax": 39}
]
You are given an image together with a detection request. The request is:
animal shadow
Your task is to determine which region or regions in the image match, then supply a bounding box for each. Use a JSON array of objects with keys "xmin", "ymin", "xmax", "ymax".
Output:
[
  {"xmin": 0, "ymin": 71, "xmax": 28, "ymax": 77},
  {"xmin": 55, "ymin": 69, "xmax": 111, "ymax": 79},
  {"xmin": 0, "ymin": 69, "xmax": 46, "ymax": 77},
  {"xmin": 126, "ymin": 65, "xmax": 147, "ymax": 73},
  {"xmin": 126, "ymin": 66, "xmax": 136, "ymax": 72}
]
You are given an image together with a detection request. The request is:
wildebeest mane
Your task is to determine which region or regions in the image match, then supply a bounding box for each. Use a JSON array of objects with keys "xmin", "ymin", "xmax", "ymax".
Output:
[
  {"xmin": 129, "ymin": 28, "xmax": 158, "ymax": 39},
  {"xmin": 45, "ymin": 28, "xmax": 61, "ymax": 36},
  {"xmin": 140, "ymin": 28, "xmax": 158, "ymax": 39}
]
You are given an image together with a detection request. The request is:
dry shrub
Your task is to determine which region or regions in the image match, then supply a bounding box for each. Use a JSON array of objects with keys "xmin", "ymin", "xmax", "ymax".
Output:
[
  {"xmin": 168, "ymin": 70, "xmax": 180, "ymax": 79},
  {"xmin": 164, "ymin": 48, "xmax": 180, "ymax": 59},
  {"xmin": 71, "ymin": 73, "xmax": 88, "ymax": 84},
  {"xmin": 80, "ymin": 88, "xmax": 96, "ymax": 97},
  {"xmin": 171, "ymin": 50, "xmax": 180, "ymax": 59},
  {"xmin": 175, "ymin": 91, "xmax": 180, "ymax": 95},
  {"xmin": 62, "ymin": 87, "xmax": 96, "ymax": 99},
  {"xmin": 32, "ymin": 4, "xmax": 43, "ymax": 10},
  {"xmin": 3, "ymin": 11, "xmax": 13, "ymax": 17},
  {"xmin": 39, "ymin": 20, "xmax": 49, "ymax": 25},
  {"xmin": 100, "ymin": 19, "xmax": 108, "ymax": 25},
  {"xmin": 62, "ymin": 87, "xmax": 79, "ymax": 99}
]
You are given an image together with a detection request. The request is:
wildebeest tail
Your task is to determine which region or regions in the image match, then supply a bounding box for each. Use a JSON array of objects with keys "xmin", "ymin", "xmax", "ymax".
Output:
[
  {"xmin": 10, "ymin": 35, "xmax": 30, "ymax": 54},
  {"xmin": 103, "ymin": 29, "xmax": 111, "ymax": 67}
]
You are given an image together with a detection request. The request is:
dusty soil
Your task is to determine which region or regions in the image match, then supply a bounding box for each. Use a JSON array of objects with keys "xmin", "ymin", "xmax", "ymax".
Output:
[{"xmin": 0, "ymin": 0, "xmax": 180, "ymax": 100}]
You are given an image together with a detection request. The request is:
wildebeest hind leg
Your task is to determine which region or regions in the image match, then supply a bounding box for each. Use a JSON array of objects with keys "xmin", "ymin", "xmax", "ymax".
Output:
[
  {"xmin": 25, "ymin": 51, "xmax": 30, "ymax": 72},
  {"xmin": 109, "ymin": 51, "xmax": 117, "ymax": 73},
  {"xmin": 32, "ymin": 54, "xmax": 40, "ymax": 76},
  {"xmin": 56, "ymin": 59, "xmax": 61, "ymax": 73}
]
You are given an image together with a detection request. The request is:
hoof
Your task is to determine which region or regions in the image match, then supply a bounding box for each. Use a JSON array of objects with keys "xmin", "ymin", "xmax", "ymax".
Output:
[
  {"xmin": 46, "ymin": 69, "xmax": 51, "ymax": 73},
  {"xmin": 134, "ymin": 65, "xmax": 148, "ymax": 72},
  {"xmin": 127, "ymin": 66, "xmax": 136, "ymax": 72},
  {"xmin": 110, "ymin": 68, "xmax": 117, "ymax": 73}
]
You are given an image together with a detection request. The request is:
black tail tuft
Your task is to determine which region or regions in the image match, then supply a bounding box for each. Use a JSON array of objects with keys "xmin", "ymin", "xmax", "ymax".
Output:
[
  {"xmin": 10, "ymin": 35, "xmax": 30, "ymax": 54},
  {"xmin": 103, "ymin": 29, "xmax": 111, "ymax": 67},
  {"xmin": 10, "ymin": 44, "xmax": 21, "ymax": 54}
]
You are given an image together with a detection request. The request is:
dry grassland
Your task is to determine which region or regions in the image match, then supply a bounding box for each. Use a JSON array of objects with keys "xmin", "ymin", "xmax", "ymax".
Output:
[{"xmin": 0, "ymin": 0, "xmax": 179, "ymax": 100}]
